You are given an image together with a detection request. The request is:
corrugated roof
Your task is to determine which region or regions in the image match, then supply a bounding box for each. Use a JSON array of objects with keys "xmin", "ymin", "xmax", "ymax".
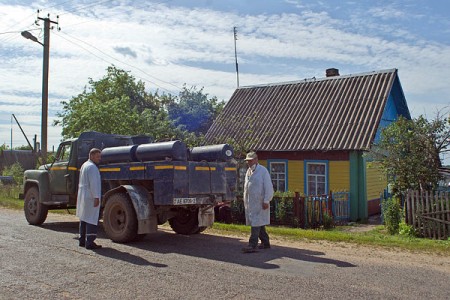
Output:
[{"xmin": 206, "ymin": 69, "xmax": 398, "ymax": 151}]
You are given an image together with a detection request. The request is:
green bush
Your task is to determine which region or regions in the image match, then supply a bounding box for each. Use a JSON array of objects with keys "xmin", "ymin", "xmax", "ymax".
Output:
[
  {"xmin": 322, "ymin": 211, "xmax": 334, "ymax": 230},
  {"xmin": 2, "ymin": 163, "xmax": 24, "ymax": 185},
  {"xmin": 382, "ymin": 197, "xmax": 402, "ymax": 235},
  {"xmin": 398, "ymin": 220, "xmax": 416, "ymax": 237}
]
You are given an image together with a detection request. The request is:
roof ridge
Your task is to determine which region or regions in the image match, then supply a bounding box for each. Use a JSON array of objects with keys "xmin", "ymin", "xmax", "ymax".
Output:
[{"xmin": 239, "ymin": 68, "xmax": 397, "ymax": 89}]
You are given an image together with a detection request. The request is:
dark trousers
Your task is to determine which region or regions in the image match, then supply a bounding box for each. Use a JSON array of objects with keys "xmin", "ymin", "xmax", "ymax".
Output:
[
  {"xmin": 79, "ymin": 221, "xmax": 98, "ymax": 247},
  {"xmin": 249, "ymin": 225, "xmax": 270, "ymax": 248}
]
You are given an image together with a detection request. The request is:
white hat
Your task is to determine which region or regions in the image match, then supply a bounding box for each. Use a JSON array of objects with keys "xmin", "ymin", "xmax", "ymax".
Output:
[{"xmin": 244, "ymin": 152, "xmax": 258, "ymax": 161}]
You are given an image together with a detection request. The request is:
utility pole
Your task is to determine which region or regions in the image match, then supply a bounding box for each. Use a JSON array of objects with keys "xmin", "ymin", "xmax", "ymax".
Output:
[
  {"xmin": 233, "ymin": 27, "xmax": 239, "ymax": 88},
  {"xmin": 22, "ymin": 12, "xmax": 59, "ymax": 163},
  {"xmin": 39, "ymin": 14, "xmax": 58, "ymax": 164}
]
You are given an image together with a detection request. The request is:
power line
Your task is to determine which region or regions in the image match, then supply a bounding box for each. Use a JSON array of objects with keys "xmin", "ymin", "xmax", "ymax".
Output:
[
  {"xmin": 53, "ymin": 31, "xmax": 180, "ymax": 94},
  {"xmin": 63, "ymin": 32, "xmax": 181, "ymax": 90}
]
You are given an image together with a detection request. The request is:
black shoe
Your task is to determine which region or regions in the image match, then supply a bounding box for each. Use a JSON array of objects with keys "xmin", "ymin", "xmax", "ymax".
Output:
[
  {"xmin": 241, "ymin": 246, "xmax": 258, "ymax": 253},
  {"xmin": 86, "ymin": 243, "xmax": 102, "ymax": 250},
  {"xmin": 79, "ymin": 242, "xmax": 85, "ymax": 247},
  {"xmin": 258, "ymin": 244, "xmax": 271, "ymax": 249}
]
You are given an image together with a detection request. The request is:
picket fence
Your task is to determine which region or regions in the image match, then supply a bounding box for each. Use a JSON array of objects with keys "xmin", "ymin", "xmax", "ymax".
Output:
[{"xmin": 405, "ymin": 190, "xmax": 450, "ymax": 239}]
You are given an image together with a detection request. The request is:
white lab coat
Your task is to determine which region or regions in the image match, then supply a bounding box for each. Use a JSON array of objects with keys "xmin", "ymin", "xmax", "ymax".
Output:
[
  {"xmin": 243, "ymin": 164, "xmax": 274, "ymax": 227},
  {"xmin": 76, "ymin": 159, "xmax": 101, "ymax": 225}
]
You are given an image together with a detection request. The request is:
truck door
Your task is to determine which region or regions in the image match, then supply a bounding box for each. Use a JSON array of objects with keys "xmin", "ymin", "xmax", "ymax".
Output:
[{"xmin": 49, "ymin": 142, "xmax": 72, "ymax": 195}]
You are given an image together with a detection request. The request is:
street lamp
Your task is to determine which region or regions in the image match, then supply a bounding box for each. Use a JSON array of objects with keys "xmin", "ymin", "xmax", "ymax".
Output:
[{"xmin": 21, "ymin": 31, "xmax": 43, "ymax": 46}]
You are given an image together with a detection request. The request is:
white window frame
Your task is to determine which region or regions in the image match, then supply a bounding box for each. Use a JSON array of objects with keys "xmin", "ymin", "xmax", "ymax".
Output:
[{"xmin": 305, "ymin": 161, "xmax": 328, "ymax": 195}]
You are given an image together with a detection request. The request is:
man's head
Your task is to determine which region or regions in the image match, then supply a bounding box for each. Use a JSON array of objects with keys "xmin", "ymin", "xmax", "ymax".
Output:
[
  {"xmin": 89, "ymin": 148, "xmax": 102, "ymax": 165},
  {"xmin": 244, "ymin": 151, "xmax": 258, "ymax": 167}
]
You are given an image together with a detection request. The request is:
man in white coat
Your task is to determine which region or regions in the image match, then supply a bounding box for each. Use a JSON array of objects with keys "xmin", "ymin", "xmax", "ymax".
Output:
[
  {"xmin": 242, "ymin": 151, "xmax": 274, "ymax": 253},
  {"xmin": 76, "ymin": 148, "xmax": 102, "ymax": 250}
]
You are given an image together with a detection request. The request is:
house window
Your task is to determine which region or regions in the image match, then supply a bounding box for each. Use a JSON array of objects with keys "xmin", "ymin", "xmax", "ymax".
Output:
[
  {"xmin": 306, "ymin": 162, "xmax": 327, "ymax": 195},
  {"xmin": 269, "ymin": 161, "xmax": 287, "ymax": 192}
]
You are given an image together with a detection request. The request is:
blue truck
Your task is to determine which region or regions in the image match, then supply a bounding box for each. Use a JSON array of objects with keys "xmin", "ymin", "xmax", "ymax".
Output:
[{"xmin": 23, "ymin": 131, "xmax": 237, "ymax": 243}]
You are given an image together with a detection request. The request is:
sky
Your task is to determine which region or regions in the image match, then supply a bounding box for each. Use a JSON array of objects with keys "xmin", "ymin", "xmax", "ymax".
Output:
[{"xmin": 0, "ymin": 0, "xmax": 449, "ymax": 163}]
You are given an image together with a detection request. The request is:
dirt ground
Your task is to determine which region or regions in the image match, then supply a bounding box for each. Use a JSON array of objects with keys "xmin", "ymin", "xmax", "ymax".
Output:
[{"xmin": 1, "ymin": 208, "xmax": 450, "ymax": 299}]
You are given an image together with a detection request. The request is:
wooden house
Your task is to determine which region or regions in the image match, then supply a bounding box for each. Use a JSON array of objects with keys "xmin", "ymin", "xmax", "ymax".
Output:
[{"xmin": 205, "ymin": 68, "xmax": 411, "ymax": 221}]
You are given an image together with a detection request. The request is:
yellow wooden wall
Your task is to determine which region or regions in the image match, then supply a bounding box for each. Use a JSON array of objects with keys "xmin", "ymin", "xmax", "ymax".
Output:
[
  {"xmin": 288, "ymin": 160, "xmax": 304, "ymax": 192},
  {"xmin": 366, "ymin": 162, "xmax": 387, "ymax": 201},
  {"xmin": 329, "ymin": 161, "xmax": 350, "ymax": 192}
]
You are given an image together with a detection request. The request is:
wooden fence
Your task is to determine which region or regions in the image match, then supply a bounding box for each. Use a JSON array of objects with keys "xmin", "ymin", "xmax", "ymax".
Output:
[
  {"xmin": 405, "ymin": 190, "xmax": 450, "ymax": 239},
  {"xmin": 229, "ymin": 192, "xmax": 350, "ymax": 228}
]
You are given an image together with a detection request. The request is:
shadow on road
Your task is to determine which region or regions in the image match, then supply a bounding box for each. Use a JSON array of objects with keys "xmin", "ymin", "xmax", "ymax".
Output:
[
  {"xmin": 91, "ymin": 247, "xmax": 167, "ymax": 268},
  {"xmin": 41, "ymin": 220, "xmax": 356, "ymax": 270}
]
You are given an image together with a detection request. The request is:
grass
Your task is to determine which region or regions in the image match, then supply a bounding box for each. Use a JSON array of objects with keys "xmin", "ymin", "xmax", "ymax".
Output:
[
  {"xmin": 210, "ymin": 222, "xmax": 450, "ymax": 255},
  {"xmin": 2, "ymin": 191, "xmax": 449, "ymax": 255}
]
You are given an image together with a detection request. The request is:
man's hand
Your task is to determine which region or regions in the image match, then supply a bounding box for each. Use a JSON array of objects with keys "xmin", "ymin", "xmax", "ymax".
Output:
[
  {"xmin": 94, "ymin": 198, "xmax": 100, "ymax": 207},
  {"xmin": 262, "ymin": 202, "xmax": 269, "ymax": 210}
]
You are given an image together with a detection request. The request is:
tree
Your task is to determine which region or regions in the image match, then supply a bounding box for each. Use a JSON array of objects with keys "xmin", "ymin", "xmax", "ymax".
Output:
[
  {"xmin": 369, "ymin": 112, "xmax": 450, "ymax": 196},
  {"xmin": 54, "ymin": 66, "xmax": 209, "ymax": 146},
  {"xmin": 54, "ymin": 66, "xmax": 169, "ymax": 140},
  {"xmin": 165, "ymin": 86, "xmax": 225, "ymax": 135}
]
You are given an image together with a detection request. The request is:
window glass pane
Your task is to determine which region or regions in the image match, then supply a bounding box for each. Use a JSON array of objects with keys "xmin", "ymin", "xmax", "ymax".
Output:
[{"xmin": 270, "ymin": 162, "xmax": 286, "ymax": 192}]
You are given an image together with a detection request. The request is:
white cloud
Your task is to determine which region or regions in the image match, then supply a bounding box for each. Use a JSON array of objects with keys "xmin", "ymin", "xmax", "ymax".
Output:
[{"xmin": 1, "ymin": 1, "xmax": 449, "ymax": 158}]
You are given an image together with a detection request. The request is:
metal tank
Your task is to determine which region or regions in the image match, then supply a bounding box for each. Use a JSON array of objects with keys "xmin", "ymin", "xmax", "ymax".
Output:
[
  {"xmin": 190, "ymin": 144, "xmax": 234, "ymax": 162},
  {"xmin": 135, "ymin": 140, "xmax": 188, "ymax": 162}
]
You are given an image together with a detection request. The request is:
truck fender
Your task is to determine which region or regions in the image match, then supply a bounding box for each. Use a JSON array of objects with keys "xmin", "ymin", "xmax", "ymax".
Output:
[
  {"xmin": 104, "ymin": 185, "xmax": 157, "ymax": 234},
  {"xmin": 24, "ymin": 170, "xmax": 51, "ymax": 204}
]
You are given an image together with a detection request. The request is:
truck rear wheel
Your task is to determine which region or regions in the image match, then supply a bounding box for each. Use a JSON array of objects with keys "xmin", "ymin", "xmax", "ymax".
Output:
[
  {"xmin": 169, "ymin": 208, "xmax": 200, "ymax": 235},
  {"xmin": 24, "ymin": 186, "xmax": 48, "ymax": 225},
  {"xmin": 103, "ymin": 193, "xmax": 138, "ymax": 243}
]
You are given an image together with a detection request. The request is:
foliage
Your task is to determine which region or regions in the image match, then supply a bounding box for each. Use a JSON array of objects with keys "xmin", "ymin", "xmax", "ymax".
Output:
[
  {"xmin": 2, "ymin": 162, "xmax": 24, "ymax": 185},
  {"xmin": 321, "ymin": 212, "xmax": 335, "ymax": 230},
  {"xmin": 382, "ymin": 197, "xmax": 402, "ymax": 235},
  {"xmin": 0, "ymin": 183, "xmax": 22, "ymax": 200},
  {"xmin": 369, "ymin": 113, "xmax": 450, "ymax": 197},
  {"xmin": 55, "ymin": 66, "xmax": 158, "ymax": 138},
  {"xmin": 398, "ymin": 220, "xmax": 416, "ymax": 237},
  {"xmin": 54, "ymin": 66, "xmax": 208, "ymax": 146},
  {"xmin": 0, "ymin": 143, "xmax": 8, "ymax": 151},
  {"xmin": 165, "ymin": 85, "xmax": 225, "ymax": 135},
  {"xmin": 272, "ymin": 192, "xmax": 295, "ymax": 225},
  {"xmin": 14, "ymin": 145, "xmax": 32, "ymax": 150}
]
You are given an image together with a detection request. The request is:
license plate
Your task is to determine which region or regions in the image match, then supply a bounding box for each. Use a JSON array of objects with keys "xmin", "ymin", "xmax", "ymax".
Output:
[{"xmin": 173, "ymin": 198, "xmax": 197, "ymax": 205}]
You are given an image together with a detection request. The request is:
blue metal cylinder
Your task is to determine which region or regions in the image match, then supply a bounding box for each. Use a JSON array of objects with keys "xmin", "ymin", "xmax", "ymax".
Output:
[
  {"xmin": 190, "ymin": 144, "xmax": 234, "ymax": 162},
  {"xmin": 135, "ymin": 140, "xmax": 188, "ymax": 162},
  {"xmin": 100, "ymin": 145, "xmax": 138, "ymax": 163}
]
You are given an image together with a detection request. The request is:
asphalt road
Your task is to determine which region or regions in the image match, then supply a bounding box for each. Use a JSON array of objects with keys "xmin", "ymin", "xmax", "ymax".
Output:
[{"xmin": 1, "ymin": 208, "xmax": 449, "ymax": 300}]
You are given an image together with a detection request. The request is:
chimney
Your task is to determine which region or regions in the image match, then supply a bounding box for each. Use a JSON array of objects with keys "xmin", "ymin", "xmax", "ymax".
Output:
[{"xmin": 326, "ymin": 68, "xmax": 340, "ymax": 77}]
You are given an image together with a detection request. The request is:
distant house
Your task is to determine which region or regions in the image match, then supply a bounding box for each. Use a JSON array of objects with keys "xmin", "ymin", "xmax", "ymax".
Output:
[{"xmin": 206, "ymin": 68, "xmax": 411, "ymax": 221}]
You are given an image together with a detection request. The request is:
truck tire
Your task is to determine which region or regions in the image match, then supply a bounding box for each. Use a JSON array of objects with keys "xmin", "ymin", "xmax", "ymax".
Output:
[
  {"xmin": 103, "ymin": 193, "xmax": 138, "ymax": 243},
  {"xmin": 195, "ymin": 226, "xmax": 207, "ymax": 234},
  {"xmin": 169, "ymin": 208, "xmax": 200, "ymax": 235},
  {"xmin": 24, "ymin": 186, "xmax": 48, "ymax": 225}
]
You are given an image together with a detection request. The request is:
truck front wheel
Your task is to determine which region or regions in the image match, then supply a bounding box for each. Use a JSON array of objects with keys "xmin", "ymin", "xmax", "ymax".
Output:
[
  {"xmin": 103, "ymin": 193, "xmax": 138, "ymax": 243},
  {"xmin": 169, "ymin": 208, "xmax": 200, "ymax": 235},
  {"xmin": 24, "ymin": 186, "xmax": 48, "ymax": 225}
]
